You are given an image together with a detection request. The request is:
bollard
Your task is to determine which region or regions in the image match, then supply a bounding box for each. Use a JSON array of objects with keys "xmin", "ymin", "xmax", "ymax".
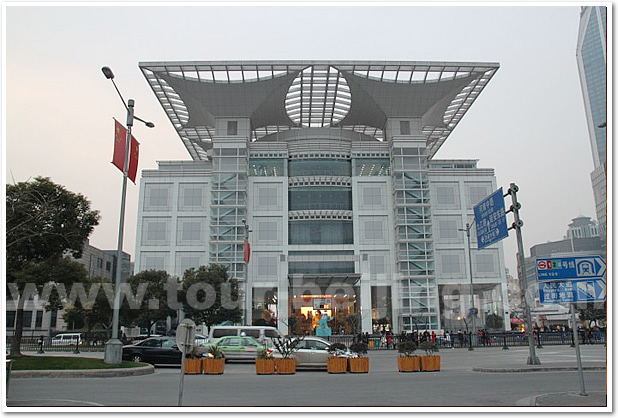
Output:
[
  {"xmin": 37, "ymin": 336, "xmax": 45, "ymax": 354},
  {"xmin": 73, "ymin": 336, "xmax": 81, "ymax": 354},
  {"xmin": 502, "ymin": 334, "xmax": 509, "ymax": 350}
]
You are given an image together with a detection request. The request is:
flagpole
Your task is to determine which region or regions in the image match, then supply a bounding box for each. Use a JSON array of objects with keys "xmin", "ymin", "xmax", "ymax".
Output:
[{"xmin": 102, "ymin": 66, "xmax": 154, "ymax": 365}]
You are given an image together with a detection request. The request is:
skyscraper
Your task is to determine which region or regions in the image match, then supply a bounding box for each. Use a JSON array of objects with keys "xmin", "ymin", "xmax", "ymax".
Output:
[{"xmin": 576, "ymin": 6, "xmax": 607, "ymax": 251}]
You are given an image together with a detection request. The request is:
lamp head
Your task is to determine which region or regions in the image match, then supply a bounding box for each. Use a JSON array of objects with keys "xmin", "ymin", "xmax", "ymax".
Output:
[
  {"xmin": 145, "ymin": 121, "xmax": 155, "ymax": 128},
  {"xmin": 101, "ymin": 66, "xmax": 115, "ymax": 80}
]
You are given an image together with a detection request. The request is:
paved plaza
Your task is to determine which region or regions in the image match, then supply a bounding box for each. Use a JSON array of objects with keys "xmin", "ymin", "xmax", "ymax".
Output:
[{"xmin": 5, "ymin": 345, "xmax": 608, "ymax": 410}]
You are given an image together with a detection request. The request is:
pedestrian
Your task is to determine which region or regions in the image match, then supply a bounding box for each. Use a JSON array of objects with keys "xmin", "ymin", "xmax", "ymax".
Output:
[
  {"xmin": 445, "ymin": 331, "xmax": 452, "ymax": 348},
  {"xmin": 431, "ymin": 330, "xmax": 436, "ymax": 344},
  {"xmin": 386, "ymin": 332, "xmax": 393, "ymax": 349},
  {"xmin": 458, "ymin": 330, "xmax": 464, "ymax": 348}
]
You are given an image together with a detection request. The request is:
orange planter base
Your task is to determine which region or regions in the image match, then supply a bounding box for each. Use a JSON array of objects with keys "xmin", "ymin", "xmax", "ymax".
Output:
[
  {"xmin": 256, "ymin": 359, "xmax": 276, "ymax": 375},
  {"xmin": 275, "ymin": 358, "xmax": 297, "ymax": 375},
  {"xmin": 202, "ymin": 358, "xmax": 225, "ymax": 375},
  {"xmin": 420, "ymin": 355, "xmax": 441, "ymax": 372},
  {"xmin": 349, "ymin": 357, "xmax": 369, "ymax": 373},
  {"xmin": 397, "ymin": 356, "xmax": 421, "ymax": 372},
  {"xmin": 327, "ymin": 357, "xmax": 348, "ymax": 374},
  {"xmin": 184, "ymin": 359, "xmax": 202, "ymax": 374}
]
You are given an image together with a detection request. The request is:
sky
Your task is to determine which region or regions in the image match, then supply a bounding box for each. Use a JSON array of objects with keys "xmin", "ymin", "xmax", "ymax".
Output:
[{"xmin": 3, "ymin": 2, "xmax": 607, "ymax": 278}]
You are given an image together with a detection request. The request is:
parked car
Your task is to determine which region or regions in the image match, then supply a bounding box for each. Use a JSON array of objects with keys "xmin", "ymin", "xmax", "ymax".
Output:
[
  {"xmin": 207, "ymin": 326, "xmax": 281, "ymax": 347},
  {"xmin": 51, "ymin": 333, "xmax": 83, "ymax": 346},
  {"xmin": 205, "ymin": 335, "xmax": 267, "ymax": 361},
  {"xmin": 122, "ymin": 337, "xmax": 182, "ymax": 364},
  {"xmin": 272, "ymin": 336, "xmax": 355, "ymax": 369}
]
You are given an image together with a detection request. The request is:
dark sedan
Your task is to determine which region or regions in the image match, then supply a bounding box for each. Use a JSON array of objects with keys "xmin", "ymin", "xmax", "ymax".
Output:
[{"xmin": 122, "ymin": 337, "xmax": 182, "ymax": 365}]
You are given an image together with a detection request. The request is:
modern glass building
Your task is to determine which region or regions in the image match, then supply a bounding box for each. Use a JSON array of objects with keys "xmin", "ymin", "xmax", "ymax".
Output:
[
  {"xmin": 135, "ymin": 61, "xmax": 509, "ymax": 335},
  {"xmin": 576, "ymin": 6, "xmax": 607, "ymax": 250}
]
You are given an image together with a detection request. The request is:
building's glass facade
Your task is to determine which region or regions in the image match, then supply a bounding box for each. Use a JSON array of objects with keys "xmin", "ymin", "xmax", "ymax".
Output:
[{"xmin": 136, "ymin": 61, "xmax": 509, "ymax": 335}]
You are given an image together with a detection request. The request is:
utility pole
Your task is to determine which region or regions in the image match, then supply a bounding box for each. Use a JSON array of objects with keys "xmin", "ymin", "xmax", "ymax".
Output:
[{"xmin": 505, "ymin": 183, "xmax": 540, "ymax": 365}]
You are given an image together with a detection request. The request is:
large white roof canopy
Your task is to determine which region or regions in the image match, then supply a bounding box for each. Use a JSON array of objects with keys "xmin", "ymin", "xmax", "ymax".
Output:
[{"xmin": 139, "ymin": 60, "xmax": 499, "ymax": 160}]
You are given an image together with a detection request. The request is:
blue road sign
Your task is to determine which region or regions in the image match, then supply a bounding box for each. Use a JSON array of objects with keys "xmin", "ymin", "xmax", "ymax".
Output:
[
  {"xmin": 473, "ymin": 188, "xmax": 509, "ymax": 249},
  {"xmin": 539, "ymin": 278, "xmax": 606, "ymax": 304},
  {"xmin": 536, "ymin": 256, "xmax": 606, "ymax": 281}
]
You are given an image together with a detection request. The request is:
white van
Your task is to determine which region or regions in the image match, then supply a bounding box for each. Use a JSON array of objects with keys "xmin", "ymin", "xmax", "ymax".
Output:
[
  {"xmin": 207, "ymin": 326, "xmax": 281, "ymax": 346},
  {"xmin": 51, "ymin": 333, "xmax": 83, "ymax": 346}
]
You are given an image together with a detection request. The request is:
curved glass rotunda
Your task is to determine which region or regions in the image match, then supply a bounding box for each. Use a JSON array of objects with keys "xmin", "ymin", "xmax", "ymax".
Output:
[{"xmin": 136, "ymin": 61, "xmax": 509, "ymax": 335}]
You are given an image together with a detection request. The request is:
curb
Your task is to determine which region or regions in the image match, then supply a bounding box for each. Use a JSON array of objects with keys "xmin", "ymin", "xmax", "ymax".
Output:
[
  {"xmin": 11, "ymin": 364, "xmax": 155, "ymax": 378},
  {"xmin": 472, "ymin": 365, "xmax": 606, "ymax": 373}
]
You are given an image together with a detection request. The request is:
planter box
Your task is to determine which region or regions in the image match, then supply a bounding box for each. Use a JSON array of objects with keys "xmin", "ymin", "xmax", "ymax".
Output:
[
  {"xmin": 275, "ymin": 358, "xmax": 297, "ymax": 375},
  {"xmin": 184, "ymin": 358, "xmax": 203, "ymax": 374},
  {"xmin": 255, "ymin": 358, "xmax": 276, "ymax": 375},
  {"xmin": 327, "ymin": 357, "xmax": 348, "ymax": 374},
  {"xmin": 202, "ymin": 358, "xmax": 225, "ymax": 375},
  {"xmin": 420, "ymin": 355, "xmax": 440, "ymax": 372},
  {"xmin": 348, "ymin": 357, "xmax": 369, "ymax": 373},
  {"xmin": 397, "ymin": 356, "xmax": 421, "ymax": 372}
]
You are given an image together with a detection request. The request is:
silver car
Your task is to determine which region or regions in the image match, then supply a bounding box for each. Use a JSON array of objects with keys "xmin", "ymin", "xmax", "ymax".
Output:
[{"xmin": 273, "ymin": 336, "xmax": 354, "ymax": 369}]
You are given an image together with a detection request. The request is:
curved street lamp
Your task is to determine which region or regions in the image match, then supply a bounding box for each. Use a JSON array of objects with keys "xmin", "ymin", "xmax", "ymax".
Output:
[{"xmin": 102, "ymin": 66, "xmax": 153, "ymax": 364}]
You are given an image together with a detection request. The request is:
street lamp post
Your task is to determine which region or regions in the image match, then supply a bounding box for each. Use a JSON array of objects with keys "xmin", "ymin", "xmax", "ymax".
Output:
[
  {"xmin": 459, "ymin": 222, "xmax": 475, "ymax": 351},
  {"xmin": 102, "ymin": 66, "xmax": 154, "ymax": 364}
]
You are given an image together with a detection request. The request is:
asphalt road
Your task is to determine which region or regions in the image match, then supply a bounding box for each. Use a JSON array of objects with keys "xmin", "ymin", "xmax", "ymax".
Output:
[{"xmin": 6, "ymin": 345, "xmax": 607, "ymax": 408}]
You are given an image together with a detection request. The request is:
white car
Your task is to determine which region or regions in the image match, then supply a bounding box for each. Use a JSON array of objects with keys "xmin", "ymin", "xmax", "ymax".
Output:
[{"xmin": 272, "ymin": 336, "xmax": 355, "ymax": 369}]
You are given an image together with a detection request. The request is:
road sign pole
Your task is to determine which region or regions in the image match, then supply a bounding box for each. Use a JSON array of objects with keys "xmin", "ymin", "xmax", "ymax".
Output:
[
  {"xmin": 177, "ymin": 319, "xmax": 195, "ymax": 406},
  {"xmin": 507, "ymin": 183, "xmax": 540, "ymax": 365},
  {"xmin": 570, "ymin": 303, "xmax": 587, "ymax": 396}
]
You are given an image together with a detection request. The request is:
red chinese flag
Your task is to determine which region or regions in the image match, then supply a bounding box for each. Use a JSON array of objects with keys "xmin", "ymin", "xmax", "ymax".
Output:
[
  {"xmin": 243, "ymin": 238, "xmax": 251, "ymax": 264},
  {"xmin": 112, "ymin": 119, "xmax": 127, "ymax": 172},
  {"xmin": 128, "ymin": 136, "xmax": 140, "ymax": 184},
  {"xmin": 112, "ymin": 119, "xmax": 140, "ymax": 183}
]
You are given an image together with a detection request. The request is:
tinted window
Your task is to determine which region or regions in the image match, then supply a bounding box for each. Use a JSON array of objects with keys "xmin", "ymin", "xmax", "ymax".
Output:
[
  {"xmin": 162, "ymin": 340, "xmax": 177, "ymax": 348},
  {"xmin": 213, "ymin": 329, "xmax": 237, "ymax": 338},
  {"xmin": 139, "ymin": 339, "xmax": 162, "ymax": 347},
  {"xmin": 264, "ymin": 329, "xmax": 279, "ymax": 338},
  {"xmin": 224, "ymin": 337, "xmax": 241, "ymax": 346},
  {"xmin": 242, "ymin": 329, "xmax": 260, "ymax": 338},
  {"xmin": 242, "ymin": 338, "xmax": 258, "ymax": 347}
]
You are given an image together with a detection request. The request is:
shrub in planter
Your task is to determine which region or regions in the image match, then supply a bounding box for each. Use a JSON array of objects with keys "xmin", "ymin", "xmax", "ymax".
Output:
[
  {"xmin": 255, "ymin": 348, "xmax": 276, "ymax": 375},
  {"xmin": 418, "ymin": 341, "xmax": 440, "ymax": 372},
  {"xmin": 326, "ymin": 342, "xmax": 349, "ymax": 374},
  {"xmin": 202, "ymin": 345, "xmax": 225, "ymax": 375},
  {"xmin": 348, "ymin": 342, "xmax": 369, "ymax": 373},
  {"xmin": 184, "ymin": 347, "xmax": 203, "ymax": 374},
  {"xmin": 273, "ymin": 336, "xmax": 304, "ymax": 375},
  {"xmin": 397, "ymin": 341, "xmax": 420, "ymax": 372}
]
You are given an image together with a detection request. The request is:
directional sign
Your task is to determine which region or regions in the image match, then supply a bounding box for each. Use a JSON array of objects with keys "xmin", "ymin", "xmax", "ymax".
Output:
[
  {"xmin": 474, "ymin": 187, "xmax": 509, "ymax": 249},
  {"xmin": 539, "ymin": 278, "xmax": 606, "ymax": 304},
  {"xmin": 536, "ymin": 256, "xmax": 606, "ymax": 282}
]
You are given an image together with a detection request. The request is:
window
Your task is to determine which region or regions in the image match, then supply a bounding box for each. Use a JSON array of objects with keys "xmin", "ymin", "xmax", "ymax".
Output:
[
  {"xmin": 257, "ymin": 255, "xmax": 278, "ymax": 278},
  {"xmin": 143, "ymin": 219, "xmax": 170, "ymax": 245},
  {"xmin": 436, "ymin": 185, "xmax": 457, "ymax": 206},
  {"xmin": 364, "ymin": 219, "xmax": 385, "ymax": 241},
  {"xmin": 105, "ymin": 261, "xmax": 112, "ymax": 272},
  {"xmin": 468, "ymin": 185, "xmax": 491, "ymax": 208},
  {"xmin": 438, "ymin": 219, "xmax": 460, "ymax": 240},
  {"xmin": 178, "ymin": 219, "xmax": 204, "ymax": 244},
  {"xmin": 476, "ymin": 253, "xmax": 496, "ymax": 274},
  {"xmin": 179, "ymin": 184, "xmax": 206, "ymax": 211},
  {"xmin": 50, "ymin": 310, "xmax": 57, "ymax": 328},
  {"xmin": 369, "ymin": 255, "xmax": 386, "ymax": 275},
  {"xmin": 441, "ymin": 254, "xmax": 462, "ymax": 274},
  {"xmin": 400, "ymin": 120, "xmax": 411, "ymax": 135},
  {"xmin": 35, "ymin": 311, "xmax": 43, "ymax": 328},
  {"xmin": 362, "ymin": 186, "xmax": 384, "ymax": 207},
  {"xmin": 257, "ymin": 186, "xmax": 279, "ymax": 209},
  {"xmin": 227, "ymin": 121, "xmax": 238, "ymax": 136},
  {"xmin": 144, "ymin": 184, "xmax": 171, "ymax": 211},
  {"xmin": 6, "ymin": 311, "xmax": 15, "ymax": 328},
  {"xmin": 23, "ymin": 311, "xmax": 33, "ymax": 329},
  {"xmin": 258, "ymin": 221, "xmax": 278, "ymax": 242}
]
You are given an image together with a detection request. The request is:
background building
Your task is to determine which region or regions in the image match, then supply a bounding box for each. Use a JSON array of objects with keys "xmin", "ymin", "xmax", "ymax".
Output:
[
  {"xmin": 135, "ymin": 60, "xmax": 509, "ymax": 335},
  {"xmin": 576, "ymin": 6, "xmax": 607, "ymax": 254},
  {"xmin": 6, "ymin": 241, "xmax": 131, "ymax": 337}
]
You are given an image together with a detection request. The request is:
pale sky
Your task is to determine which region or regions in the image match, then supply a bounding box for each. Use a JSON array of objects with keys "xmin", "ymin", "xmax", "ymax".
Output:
[{"xmin": 3, "ymin": 3, "xmax": 606, "ymax": 278}]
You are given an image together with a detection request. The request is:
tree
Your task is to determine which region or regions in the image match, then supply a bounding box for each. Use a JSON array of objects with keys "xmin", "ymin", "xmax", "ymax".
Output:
[
  {"xmin": 123, "ymin": 270, "xmax": 179, "ymax": 336},
  {"xmin": 485, "ymin": 314, "xmax": 504, "ymax": 330},
  {"xmin": 61, "ymin": 276, "xmax": 114, "ymax": 337},
  {"xmin": 181, "ymin": 264, "xmax": 242, "ymax": 327},
  {"xmin": 6, "ymin": 177, "xmax": 100, "ymax": 356},
  {"xmin": 578, "ymin": 302, "xmax": 606, "ymax": 327}
]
